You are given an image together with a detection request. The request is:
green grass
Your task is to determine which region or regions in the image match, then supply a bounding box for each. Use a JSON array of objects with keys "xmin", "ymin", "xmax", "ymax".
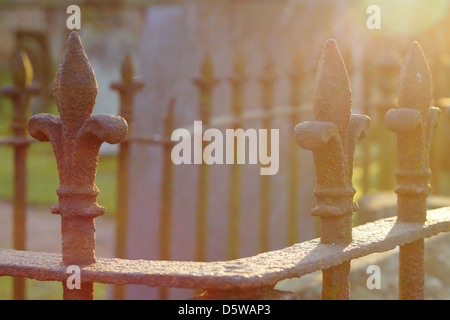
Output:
[
  {"xmin": 0, "ymin": 91, "xmax": 118, "ymax": 214},
  {"xmin": 0, "ymin": 136, "xmax": 118, "ymax": 215}
]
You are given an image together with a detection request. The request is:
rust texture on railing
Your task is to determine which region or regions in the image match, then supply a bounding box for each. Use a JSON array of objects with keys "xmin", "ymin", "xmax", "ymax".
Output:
[
  {"xmin": 0, "ymin": 51, "xmax": 40, "ymax": 300},
  {"xmin": 295, "ymin": 39, "xmax": 370, "ymax": 299},
  {"xmin": 110, "ymin": 53, "xmax": 144, "ymax": 300},
  {"xmin": 27, "ymin": 32, "xmax": 128, "ymax": 300},
  {"xmin": 385, "ymin": 42, "xmax": 440, "ymax": 300},
  {"xmin": 0, "ymin": 207, "xmax": 448, "ymax": 297}
]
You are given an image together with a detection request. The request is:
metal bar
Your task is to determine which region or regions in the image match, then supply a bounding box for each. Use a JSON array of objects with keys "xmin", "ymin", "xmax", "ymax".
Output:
[
  {"xmin": 0, "ymin": 51, "xmax": 39, "ymax": 300},
  {"xmin": 110, "ymin": 53, "xmax": 144, "ymax": 300},
  {"xmin": 120, "ymin": 104, "xmax": 310, "ymax": 145},
  {"xmin": 192, "ymin": 53, "xmax": 219, "ymax": 262},
  {"xmin": 158, "ymin": 98, "xmax": 176, "ymax": 300},
  {"xmin": 360, "ymin": 57, "xmax": 375, "ymax": 194},
  {"xmin": 226, "ymin": 52, "xmax": 247, "ymax": 260},
  {"xmin": 124, "ymin": 134, "xmax": 173, "ymax": 145},
  {"xmin": 287, "ymin": 50, "xmax": 303, "ymax": 245},
  {"xmin": 375, "ymin": 51, "xmax": 399, "ymax": 191},
  {"xmin": 295, "ymin": 40, "xmax": 370, "ymax": 300},
  {"xmin": 0, "ymin": 137, "xmax": 35, "ymax": 146},
  {"xmin": 258, "ymin": 57, "xmax": 276, "ymax": 253},
  {"xmin": 385, "ymin": 42, "xmax": 439, "ymax": 300},
  {"xmin": 399, "ymin": 240, "xmax": 424, "ymax": 300},
  {"xmin": 27, "ymin": 32, "xmax": 128, "ymax": 300},
  {"xmin": 1, "ymin": 207, "xmax": 448, "ymax": 291}
]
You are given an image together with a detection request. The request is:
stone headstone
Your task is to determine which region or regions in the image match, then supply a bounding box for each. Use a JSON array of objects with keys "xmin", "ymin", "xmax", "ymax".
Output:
[{"xmin": 124, "ymin": 0, "xmax": 356, "ymax": 299}]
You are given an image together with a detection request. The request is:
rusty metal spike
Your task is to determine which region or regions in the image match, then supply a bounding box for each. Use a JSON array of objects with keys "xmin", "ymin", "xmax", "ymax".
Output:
[
  {"xmin": 167, "ymin": 96, "xmax": 175, "ymax": 112},
  {"xmin": 12, "ymin": 51, "xmax": 33, "ymax": 87},
  {"xmin": 121, "ymin": 53, "xmax": 135, "ymax": 85},
  {"xmin": 53, "ymin": 31, "xmax": 98, "ymax": 135},
  {"xmin": 201, "ymin": 52, "xmax": 215, "ymax": 79},
  {"xmin": 165, "ymin": 97, "xmax": 176, "ymax": 124},
  {"xmin": 292, "ymin": 49, "xmax": 304, "ymax": 74},
  {"xmin": 233, "ymin": 51, "xmax": 246, "ymax": 76},
  {"xmin": 313, "ymin": 39, "xmax": 352, "ymax": 140},
  {"xmin": 262, "ymin": 55, "xmax": 275, "ymax": 79},
  {"xmin": 28, "ymin": 32, "xmax": 128, "ymax": 275},
  {"xmin": 398, "ymin": 41, "xmax": 432, "ymax": 116}
]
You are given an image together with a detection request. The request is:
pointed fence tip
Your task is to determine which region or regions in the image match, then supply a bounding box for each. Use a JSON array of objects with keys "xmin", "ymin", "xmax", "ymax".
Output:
[
  {"xmin": 313, "ymin": 39, "xmax": 351, "ymax": 136},
  {"xmin": 168, "ymin": 96, "xmax": 176, "ymax": 112},
  {"xmin": 12, "ymin": 51, "xmax": 33, "ymax": 87},
  {"xmin": 398, "ymin": 41, "xmax": 432, "ymax": 114},
  {"xmin": 164, "ymin": 97, "xmax": 176, "ymax": 131},
  {"xmin": 292, "ymin": 48, "xmax": 304, "ymax": 71},
  {"xmin": 233, "ymin": 51, "xmax": 246, "ymax": 76},
  {"xmin": 201, "ymin": 52, "xmax": 214, "ymax": 78},
  {"xmin": 121, "ymin": 53, "xmax": 135, "ymax": 84},
  {"xmin": 54, "ymin": 31, "xmax": 98, "ymax": 127}
]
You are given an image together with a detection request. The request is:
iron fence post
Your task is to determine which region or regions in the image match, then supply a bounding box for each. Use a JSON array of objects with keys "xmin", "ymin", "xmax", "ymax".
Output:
[
  {"xmin": 226, "ymin": 51, "xmax": 247, "ymax": 259},
  {"xmin": 385, "ymin": 42, "xmax": 440, "ymax": 300},
  {"xmin": 28, "ymin": 32, "xmax": 128, "ymax": 300},
  {"xmin": 158, "ymin": 98, "xmax": 176, "ymax": 300},
  {"xmin": 0, "ymin": 51, "xmax": 39, "ymax": 300},
  {"xmin": 192, "ymin": 53, "xmax": 220, "ymax": 262},
  {"xmin": 359, "ymin": 53, "xmax": 374, "ymax": 195},
  {"xmin": 110, "ymin": 53, "xmax": 143, "ymax": 300},
  {"xmin": 295, "ymin": 40, "xmax": 370, "ymax": 300},
  {"xmin": 376, "ymin": 51, "xmax": 400, "ymax": 191},
  {"xmin": 258, "ymin": 56, "xmax": 276, "ymax": 253},
  {"xmin": 287, "ymin": 50, "xmax": 304, "ymax": 245}
]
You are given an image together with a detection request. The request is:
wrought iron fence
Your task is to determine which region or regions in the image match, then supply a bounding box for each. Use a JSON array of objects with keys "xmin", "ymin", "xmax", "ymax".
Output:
[{"xmin": 0, "ymin": 31, "xmax": 449, "ymax": 300}]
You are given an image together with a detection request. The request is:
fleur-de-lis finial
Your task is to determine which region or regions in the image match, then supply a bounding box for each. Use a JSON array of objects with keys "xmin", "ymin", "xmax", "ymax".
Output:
[
  {"xmin": 193, "ymin": 52, "xmax": 220, "ymax": 124},
  {"xmin": 386, "ymin": 41, "xmax": 439, "ymax": 222},
  {"xmin": 111, "ymin": 53, "xmax": 144, "ymax": 127},
  {"xmin": 313, "ymin": 39, "xmax": 352, "ymax": 143},
  {"xmin": 295, "ymin": 40, "xmax": 370, "ymax": 242},
  {"xmin": 121, "ymin": 53, "xmax": 135, "ymax": 85},
  {"xmin": 385, "ymin": 41, "xmax": 440, "ymax": 301},
  {"xmin": 12, "ymin": 51, "xmax": 33, "ymax": 88},
  {"xmin": 397, "ymin": 42, "xmax": 433, "ymax": 117},
  {"xmin": 1, "ymin": 51, "xmax": 40, "ymax": 136},
  {"xmin": 28, "ymin": 32, "xmax": 128, "ymax": 271},
  {"xmin": 294, "ymin": 39, "xmax": 370, "ymax": 300},
  {"xmin": 228, "ymin": 51, "xmax": 247, "ymax": 117}
]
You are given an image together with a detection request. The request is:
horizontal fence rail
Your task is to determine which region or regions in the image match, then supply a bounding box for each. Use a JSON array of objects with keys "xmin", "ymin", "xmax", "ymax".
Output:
[{"xmin": 0, "ymin": 207, "xmax": 448, "ymax": 298}]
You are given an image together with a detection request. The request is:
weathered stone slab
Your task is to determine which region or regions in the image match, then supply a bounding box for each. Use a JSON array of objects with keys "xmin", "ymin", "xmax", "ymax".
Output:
[{"xmin": 126, "ymin": 0, "xmax": 319, "ymax": 299}]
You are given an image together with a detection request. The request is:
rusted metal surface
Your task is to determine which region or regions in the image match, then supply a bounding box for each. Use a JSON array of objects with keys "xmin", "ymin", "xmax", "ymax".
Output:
[
  {"xmin": 192, "ymin": 53, "xmax": 220, "ymax": 262},
  {"xmin": 295, "ymin": 39, "xmax": 370, "ymax": 299},
  {"xmin": 0, "ymin": 51, "xmax": 40, "ymax": 300},
  {"xmin": 385, "ymin": 42, "xmax": 439, "ymax": 300},
  {"xmin": 110, "ymin": 53, "xmax": 143, "ymax": 300},
  {"xmin": 1, "ymin": 207, "xmax": 448, "ymax": 292},
  {"xmin": 27, "ymin": 31, "xmax": 127, "ymax": 300}
]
